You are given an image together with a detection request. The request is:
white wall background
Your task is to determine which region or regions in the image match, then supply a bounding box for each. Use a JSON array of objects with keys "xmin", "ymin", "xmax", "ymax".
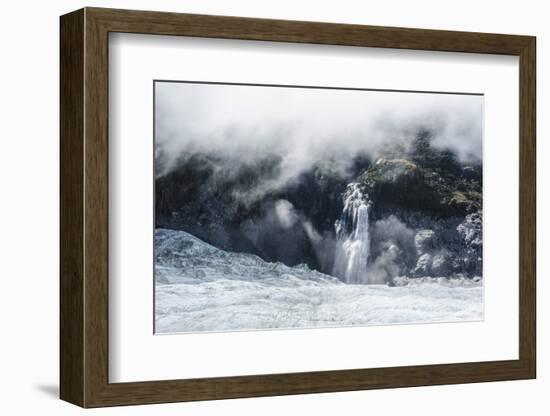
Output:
[{"xmin": 0, "ymin": 0, "xmax": 545, "ymax": 414}]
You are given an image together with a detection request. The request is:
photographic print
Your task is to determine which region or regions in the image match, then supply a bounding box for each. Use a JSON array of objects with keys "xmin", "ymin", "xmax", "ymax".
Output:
[{"xmin": 154, "ymin": 81, "xmax": 483, "ymax": 334}]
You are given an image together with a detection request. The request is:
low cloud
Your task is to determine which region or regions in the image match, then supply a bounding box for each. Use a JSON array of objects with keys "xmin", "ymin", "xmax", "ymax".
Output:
[{"xmin": 156, "ymin": 82, "xmax": 483, "ymax": 203}]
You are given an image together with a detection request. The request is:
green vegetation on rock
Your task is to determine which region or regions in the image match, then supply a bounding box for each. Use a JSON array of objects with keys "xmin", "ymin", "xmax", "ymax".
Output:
[{"xmin": 358, "ymin": 133, "xmax": 482, "ymax": 218}]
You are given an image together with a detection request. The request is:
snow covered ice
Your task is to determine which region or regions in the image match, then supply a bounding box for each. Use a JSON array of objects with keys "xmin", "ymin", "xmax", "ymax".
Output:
[{"xmin": 154, "ymin": 228, "xmax": 483, "ymax": 334}]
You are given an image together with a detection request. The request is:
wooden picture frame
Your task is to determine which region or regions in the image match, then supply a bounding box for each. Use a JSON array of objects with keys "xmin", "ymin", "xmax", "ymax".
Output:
[{"xmin": 60, "ymin": 7, "xmax": 536, "ymax": 408}]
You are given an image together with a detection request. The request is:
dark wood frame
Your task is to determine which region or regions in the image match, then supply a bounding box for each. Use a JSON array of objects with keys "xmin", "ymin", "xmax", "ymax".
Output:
[{"xmin": 60, "ymin": 7, "xmax": 536, "ymax": 408}]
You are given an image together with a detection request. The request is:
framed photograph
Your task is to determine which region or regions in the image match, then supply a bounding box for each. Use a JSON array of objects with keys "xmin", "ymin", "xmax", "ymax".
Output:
[{"xmin": 60, "ymin": 7, "xmax": 536, "ymax": 407}]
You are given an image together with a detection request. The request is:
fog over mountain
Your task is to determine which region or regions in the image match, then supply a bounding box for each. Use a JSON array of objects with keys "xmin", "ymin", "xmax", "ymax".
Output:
[{"xmin": 155, "ymin": 82, "xmax": 482, "ymax": 203}]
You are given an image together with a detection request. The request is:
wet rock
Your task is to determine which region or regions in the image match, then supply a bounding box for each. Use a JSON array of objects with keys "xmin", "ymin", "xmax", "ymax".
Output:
[
  {"xmin": 457, "ymin": 212, "xmax": 482, "ymax": 247},
  {"xmin": 365, "ymin": 158, "xmax": 419, "ymax": 183},
  {"xmin": 431, "ymin": 252, "xmax": 451, "ymax": 276},
  {"xmin": 462, "ymin": 166, "xmax": 477, "ymax": 179},
  {"xmin": 456, "ymin": 212, "xmax": 483, "ymax": 276},
  {"xmin": 413, "ymin": 253, "xmax": 433, "ymax": 276},
  {"xmin": 414, "ymin": 229, "xmax": 436, "ymax": 254}
]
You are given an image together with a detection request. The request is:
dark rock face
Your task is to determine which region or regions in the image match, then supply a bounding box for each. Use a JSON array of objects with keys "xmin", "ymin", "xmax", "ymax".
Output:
[
  {"xmin": 155, "ymin": 154, "xmax": 357, "ymax": 270},
  {"xmin": 457, "ymin": 212, "xmax": 483, "ymax": 276},
  {"xmin": 155, "ymin": 130, "xmax": 482, "ymax": 281},
  {"xmin": 354, "ymin": 132, "xmax": 482, "ymax": 280}
]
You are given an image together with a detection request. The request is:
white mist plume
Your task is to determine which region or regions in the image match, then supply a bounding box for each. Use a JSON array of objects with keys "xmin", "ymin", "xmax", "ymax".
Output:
[{"xmin": 274, "ymin": 199, "xmax": 299, "ymax": 229}]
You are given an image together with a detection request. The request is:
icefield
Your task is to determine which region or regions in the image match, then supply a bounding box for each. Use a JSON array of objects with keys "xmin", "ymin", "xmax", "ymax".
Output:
[{"xmin": 155, "ymin": 228, "xmax": 483, "ymax": 334}]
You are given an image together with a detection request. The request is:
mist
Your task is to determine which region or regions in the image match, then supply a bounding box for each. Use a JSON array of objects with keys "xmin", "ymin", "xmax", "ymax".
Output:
[
  {"xmin": 368, "ymin": 216, "xmax": 416, "ymax": 284},
  {"xmin": 155, "ymin": 82, "xmax": 483, "ymax": 203}
]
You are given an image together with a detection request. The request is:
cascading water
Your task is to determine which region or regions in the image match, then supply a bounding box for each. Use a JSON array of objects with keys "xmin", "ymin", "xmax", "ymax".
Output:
[{"xmin": 333, "ymin": 183, "xmax": 371, "ymax": 284}]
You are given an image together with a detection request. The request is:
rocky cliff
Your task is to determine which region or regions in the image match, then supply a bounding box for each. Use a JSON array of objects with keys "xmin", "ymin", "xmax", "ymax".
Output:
[{"xmin": 156, "ymin": 130, "xmax": 482, "ymax": 283}]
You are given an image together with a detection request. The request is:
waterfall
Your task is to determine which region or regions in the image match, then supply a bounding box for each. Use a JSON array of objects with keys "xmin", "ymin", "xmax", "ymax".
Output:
[{"xmin": 333, "ymin": 183, "xmax": 371, "ymax": 284}]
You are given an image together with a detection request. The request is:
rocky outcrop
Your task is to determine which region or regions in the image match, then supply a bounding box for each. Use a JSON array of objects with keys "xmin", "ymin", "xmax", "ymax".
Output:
[
  {"xmin": 456, "ymin": 212, "xmax": 483, "ymax": 276},
  {"xmin": 353, "ymin": 139, "xmax": 482, "ymax": 280},
  {"xmin": 156, "ymin": 130, "xmax": 482, "ymax": 282},
  {"xmin": 155, "ymin": 154, "xmax": 353, "ymax": 270},
  {"xmin": 415, "ymin": 229, "xmax": 436, "ymax": 253},
  {"xmin": 359, "ymin": 156, "xmax": 481, "ymax": 219}
]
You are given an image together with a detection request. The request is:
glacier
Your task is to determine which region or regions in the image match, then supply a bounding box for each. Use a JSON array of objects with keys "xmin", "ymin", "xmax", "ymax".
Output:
[{"xmin": 155, "ymin": 228, "xmax": 483, "ymax": 334}]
